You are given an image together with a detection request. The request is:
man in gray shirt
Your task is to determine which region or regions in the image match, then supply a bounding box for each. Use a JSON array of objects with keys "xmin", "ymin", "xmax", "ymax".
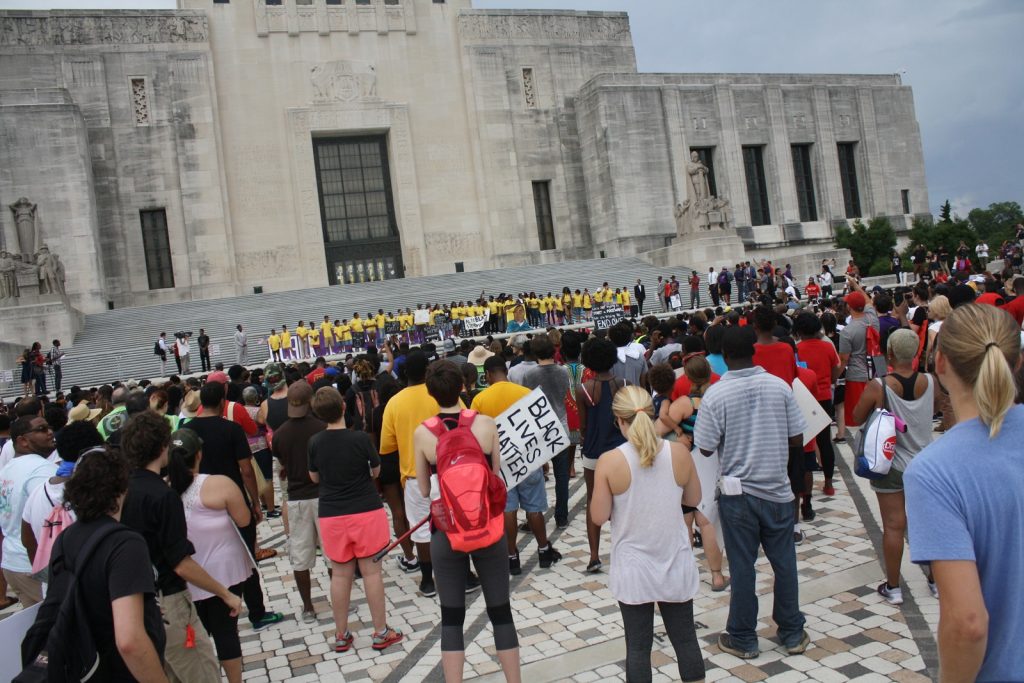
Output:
[
  {"xmin": 694, "ymin": 326, "xmax": 808, "ymax": 661},
  {"xmin": 235, "ymin": 324, "xmax": 248, "ymax": 365},
  {"xmin": 522, "ymin": 333, "xmax": 572, "ymax": 528},
  {"xmin": 507, "ymin": 340, "xmax": 538, "ymax": 386},
  {"xmin": 838, "ymin": 281, "xmax": 880, "ymax": 429}
]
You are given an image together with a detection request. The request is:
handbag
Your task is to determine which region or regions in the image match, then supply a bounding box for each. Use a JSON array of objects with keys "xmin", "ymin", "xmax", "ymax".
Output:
[{"xmin": 853, "ymin": 383, "xmax": 906, "ymax": 480}]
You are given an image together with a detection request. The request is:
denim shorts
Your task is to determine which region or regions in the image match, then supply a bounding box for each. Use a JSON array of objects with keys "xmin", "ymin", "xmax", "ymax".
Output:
[{"xmin": 505, "ymin": 468, "xmax": 548, "ymax": 513}]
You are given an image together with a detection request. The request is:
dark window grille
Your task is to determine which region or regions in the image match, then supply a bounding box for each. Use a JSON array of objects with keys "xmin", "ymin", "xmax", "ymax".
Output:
[
  {"xmin": 140, "ymin": 209, "xmax": 174, "ymax": 290},
  {"xmin": 837, "ymin": 142, "xmax": 862, "ymax": 218},
  {"xmin": 901, "ymin": 189, "xmax": 911, "ymax": 214},
  {"xmin": 742, "ymin": 146, "xmax": 771, "ymax": 226},
  {"xmin": 533, "ymin": 181, "xmax": 556, "ymax": 251},
  {"xmin": 791, "ymin": 144, "xmax": 818, "ymax": 222}
]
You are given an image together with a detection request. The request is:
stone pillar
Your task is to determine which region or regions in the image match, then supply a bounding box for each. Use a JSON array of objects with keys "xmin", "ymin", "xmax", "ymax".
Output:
[
  {"xmin": 812, "ymin": 86, "xmax": 845, "ymax": 221},
  {"xmin": 714, "ymin": 84, "xmax": 751, "ymax": 226},
  {"xmin": 661, "ymin": 88, "xmax": 691, "ymax": 211},
  {"xmin": 857, "ymin": 87, "xmax": 887, "ymax": 217},
  {"xmin": 765, "ymin": 86, "xmax": 800, "ymax": 224}
]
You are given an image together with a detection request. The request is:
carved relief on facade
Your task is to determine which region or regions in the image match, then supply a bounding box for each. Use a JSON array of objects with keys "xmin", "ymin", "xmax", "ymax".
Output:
[
  {"xmin": 458, "ymin": 13, "xmax": 630, "ymax": 43},
  {"xmin": 0, "ymin": 13, "xmax": 208, "ymax": 46},
  {"xmin": 130, "ymin": 78, "xmax": 150, "ymax": 124},
  {"xmin": 310, "ymin": 60, "xmax": 377, "ymax": 103},
  {"xmin": 522, "ymin": 68, "xmax": 537, "ymax": 108}
]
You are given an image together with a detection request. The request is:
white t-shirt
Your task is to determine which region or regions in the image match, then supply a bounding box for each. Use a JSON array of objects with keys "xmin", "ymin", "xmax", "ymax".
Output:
[
  {"xmin": 0, "ymin": 454, "xmax": 57, "ymax": 572},
  {"xmin": 819, "ymin": 271, "xmax": 834, "ymax": 287},
  {"xmin": 22, "ymin": 479, "xmax": 76, "ymax": 552},
  {"xmin": 0, "ymin": 439, "xmax": 14, "ymax": 471}
]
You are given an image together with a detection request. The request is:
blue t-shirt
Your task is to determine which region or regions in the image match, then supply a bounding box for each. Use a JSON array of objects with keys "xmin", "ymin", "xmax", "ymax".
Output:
[
  {"xmin": 904, "ymin": 405, "xmax": 1024, "ymax": 681},
  {"xmin": 707, "ymin": 353, "xmax": 728, "ymax": 377}
]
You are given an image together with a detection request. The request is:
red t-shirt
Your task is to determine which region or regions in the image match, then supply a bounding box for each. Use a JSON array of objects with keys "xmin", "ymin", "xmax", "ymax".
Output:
[
  {"xmin": 671, "ymin": 372, "xmax": 720, "ymax": 401},
  {"xmin": 753, "ymin": 342, "xmax": 797, "ymax": 385},
  {"xmin": 805, "ymin": 283, "xmax": 821, "ymax": 299},
  {"xmin": 796, "ymin": 338, "xmax": 840, "ymax": 401},
  {"xmin": 796, "ymin": 366, "xmax": 818, "ymax": 450},
  {"xmin": 197, "ymin": 400, "xmax": 258, "ymax": 437},
  {"xmin": 1002, "ymin": 296, "xmax": 1024, "ymax": 326}
]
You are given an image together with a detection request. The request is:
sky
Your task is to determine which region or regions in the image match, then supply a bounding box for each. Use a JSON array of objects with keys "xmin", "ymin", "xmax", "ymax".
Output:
[{"xmin": 2, "ymin": 0, "xmax": 1020, "ymax": 218}]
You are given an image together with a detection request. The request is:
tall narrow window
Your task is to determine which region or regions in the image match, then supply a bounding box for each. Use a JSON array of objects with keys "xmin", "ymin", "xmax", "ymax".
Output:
[
  {"xmin": 837, "ymin": 142, "xmax": 861, "ymax": 218},
  {"xmin": 522, "ymin": 68, "xmax": 537, "ymax": 108},
  {"xmin": 791, "ymin": 144, "xmax": 817, "ymax": 222},
  {"xmin": 689, "ymin": 147, "xmax": 717, "ymax": 198},
  {"xmin": 742, "ymin": 146, "xmax": 771, "ymax": 226},
  {"xmin": 140, "ymin": 209, "xmax": 174, "ymax": 290},
  {"xmin": 130, "ymin": 78, "xmax": 149, "ymax": 125},
  {"xmin": 533, "ymin": 181, "xmax": 556, "ymax": 251},
  {"xmin": 901, "ymin": 189, "xmax": 911, "ymax": 214}
]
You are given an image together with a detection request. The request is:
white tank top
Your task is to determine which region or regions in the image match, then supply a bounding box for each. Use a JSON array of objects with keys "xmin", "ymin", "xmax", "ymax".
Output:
[{"xmin": 609, "ymin": 440, "xmax": 701, "ymax": 605}]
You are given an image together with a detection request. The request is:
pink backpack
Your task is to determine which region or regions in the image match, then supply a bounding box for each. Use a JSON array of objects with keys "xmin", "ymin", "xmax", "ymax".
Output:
[
  {"xmin": 424, "ymin": 411, "xmax": 506, "ymax": 553},
  {"xmin": 31, "ymin": 484, "xmax": 76, "ymax": 579}
]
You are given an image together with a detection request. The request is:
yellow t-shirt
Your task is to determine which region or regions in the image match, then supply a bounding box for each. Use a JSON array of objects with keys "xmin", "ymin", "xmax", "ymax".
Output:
[
  {"xmin": 622, "ymin": 291, "xmax": 631, "ymax": 306},
  {"xmin": 379, "ymin": 384, "xmax": 440, "ymax": 483},
  {"xmin": 583, "ymin": 294, "xmax": 593, "ymax": 310},
  {"xmin": 538, "ymin": 298, "xmax": 548, "ymax": 314},
  {"xmin": 593, "ymin": 290, "xmax": 604, "ymax": 304},
  {"xmin": 504, "ymin": 302, "xmax": 516, "ymax": 321},
  {"xmin": 296, "ymin": 325, "xmax": 308, "ymax": 340},
  {"xmin": 376, "ymin": 314, "xmax": 386, "ymax": 329},
  {"xmin": 562, "ymin": 294, "xmax": 572, "ymax": 310},
  {"xmin": 350, "ymin": 318, "xmax": 364, "ymax": 333},
  {"xmin": 364, "ymin": 318, "xmax": 377, "ymax": 331},
  {"xmin": 268, "ymin": 334, "xmax": 280, "ymax": 351},
  {"xmin": 333, "ymin": 325, "xmax": 345, "ymax": 340},
  {"xmin": 280, "ymin": 332, "xmax": 292, "ymax": 349},
  {"xmin": 320, "ymin": 321, "xmax": 333, "ymax": 341},
  {"xmin": 554, "ymin": 297, "xmax": 563, "ymax": 312},
  {"xmin": 399, "ymin": 315, "xmax": 411, "ymax": 331},
  {"xmin": 488, "ymin": 301, "xmax": 499, "ymax": 315},
  {"xmin": 573, "ymin": 294, "xmax": 583, "ymax": 308},
  {"xmin": 307, "ymin": 328, "xmax": 320, "ymax": 345},
  {"xmin": 473, "ymin": 305, "xmax": 485, "ymax": 317},
  {"xmin": 470, "ymin": 381, "xmax": 531, "ymax": 419}
]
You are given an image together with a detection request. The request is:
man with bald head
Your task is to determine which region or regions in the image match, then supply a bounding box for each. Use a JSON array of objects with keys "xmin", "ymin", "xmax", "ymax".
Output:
[{"xmin": 98, "ymin": 386, "xmax": 130, "ymax": 441}]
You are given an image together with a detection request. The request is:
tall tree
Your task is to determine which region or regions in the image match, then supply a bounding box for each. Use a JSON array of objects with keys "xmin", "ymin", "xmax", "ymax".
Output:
[
  {"xmin": 968, "ymin": 201, "xmax": 1024, "ymax": 245},
  {"xmin": 939, "ymin": 199, "xmax": 952, "ymax": 223},
  {"xmin": 834, "ymin": 217, "xmax": 897, "ymax": 276}
]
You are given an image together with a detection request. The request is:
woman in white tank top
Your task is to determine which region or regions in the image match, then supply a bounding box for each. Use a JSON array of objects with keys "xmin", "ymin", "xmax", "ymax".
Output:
[{"xmin": 591, "ymin": 386, "xmax": 706, "ymax": 683}]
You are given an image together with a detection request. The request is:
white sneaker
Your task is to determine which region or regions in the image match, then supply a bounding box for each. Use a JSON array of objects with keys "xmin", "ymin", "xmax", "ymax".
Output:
[{"xmin": 877, "ymin": 582, "xmax": 904, "ymax": 605}]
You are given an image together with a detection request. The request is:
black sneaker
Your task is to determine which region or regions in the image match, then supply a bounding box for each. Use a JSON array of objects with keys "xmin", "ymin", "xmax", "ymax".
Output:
[
  {"xmin": 717, "ymin": 632, "xmax": 758, "ymax": 659},
  {"xmin": 397, "ymin": 556, "xmax": 420, "ymax": 574},
  {"xmin": 419, "ymin": 578, "xmax": 437, "ymax": 598},
  {"xmin": 586, "ymin": 558, "xmax": 602, "ymax": 574},
  {"xmin": 518, "ymin": 521, "xmax": 530, "ymax": 532},
  {"xmin": 509, "ymin": 554, "xmax": 522, "ymax": 576},
  {"xmin": 538, "ymin": 544, "xmax": 562, "ymax": 569},
  {"xmin": 555, "ymin": 518, "xmax": 569, "ymax": 529},
  {"xmin": 801, "ymin": 502, "xmax": 816, "ymax": 521},
  {"xmin": 465, "ymin": 572, "xmax": 481, "ymax": 594},
  {"xmin": 692, "ymin": 530, "xmax": 703, "ymax": 548}
]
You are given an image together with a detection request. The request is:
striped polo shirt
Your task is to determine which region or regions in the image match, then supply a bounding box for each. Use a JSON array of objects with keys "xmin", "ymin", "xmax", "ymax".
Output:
[{"xmin": 694, "ymin": 366, "xmax": 807, "ymax": 503}]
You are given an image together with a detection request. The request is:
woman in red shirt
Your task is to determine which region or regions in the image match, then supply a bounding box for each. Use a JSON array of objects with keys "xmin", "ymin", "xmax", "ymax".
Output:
[
  {"xmin": 805, "ymin": 277, "xmax": 821, "ymax": 302},
  {"xmin": 793, "ymin": 312, "xmax": 840, "ymax": 496}
]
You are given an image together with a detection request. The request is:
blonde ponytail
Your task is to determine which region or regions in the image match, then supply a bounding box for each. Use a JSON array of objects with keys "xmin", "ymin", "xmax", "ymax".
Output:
[
  {"xmin": 611, "ymin": 386, "xmax": 660, "ymax": 468},
  {"xmin": 937, "ymin": 304, "xmax": 1020, "ymax": 439}
]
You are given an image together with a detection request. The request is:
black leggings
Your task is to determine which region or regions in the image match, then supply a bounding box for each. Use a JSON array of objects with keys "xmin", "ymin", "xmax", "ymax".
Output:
[
  {"xmin": 816, "ymin": 399, "xmax": 837, "ymax": 480},
  {"xmin": 195, "ymin": 582, "xmax": 245, "ymax": 661},
  {"xmin": 619, "ymin": 600, "xmax": 704, "ymax": 683},
  {"xmin": 431, "ymin": 530, "xmax": 518, "ymax": 652}
]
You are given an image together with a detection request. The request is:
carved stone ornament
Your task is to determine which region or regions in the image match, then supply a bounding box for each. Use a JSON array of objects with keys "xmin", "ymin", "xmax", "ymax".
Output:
[
  {"xmin": 458, "ymin": 14, "xmax": 630, "ymax": 43},
  {"xmin": 0, "ymin": 13, "xmax": 208, "ymax": 47},
  {"xmin": 310, "ymin": 60, "xmax": 377, "ymax": 103},
  {"xmin": 8, "ymin": 196, "xmax": 37, "ymax": 260}
]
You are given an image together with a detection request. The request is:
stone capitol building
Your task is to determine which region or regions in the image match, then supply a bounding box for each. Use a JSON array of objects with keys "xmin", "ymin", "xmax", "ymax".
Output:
[{"xmin": 0, "ymin": 0, "xmax": 930, "ymax": 318}]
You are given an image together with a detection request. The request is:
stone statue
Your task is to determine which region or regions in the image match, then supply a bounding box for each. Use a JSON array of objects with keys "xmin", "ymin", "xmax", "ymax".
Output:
[
  {"xmin": 35, "ymin": 244, "xmax": 64, "ymax": 295},
  {"xmin": 9, "ymin": 197, "xmax": 38, "ymax": 260},
  {"xmin": 52, "ymin": 251, "xmax": 66, "ymax": 293},
  {"xmin": 686, "ymin": 151, "xmax": 710, "ymax": 203},
  {"xmin": 0, "ymin": 250, "xmax": 17, "ymax": 300},
  {"xmin": 674, "ymin": 151, "xmax": 732, "ymax": 237}
]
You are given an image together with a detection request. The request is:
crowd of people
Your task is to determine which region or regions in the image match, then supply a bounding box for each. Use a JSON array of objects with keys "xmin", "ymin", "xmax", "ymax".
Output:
[{"xmin": 1, "ymin": 250, "xmax": 1023, "ymax": 682}]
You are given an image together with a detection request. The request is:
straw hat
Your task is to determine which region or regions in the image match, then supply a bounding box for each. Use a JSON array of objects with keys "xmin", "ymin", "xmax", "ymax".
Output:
[{"xmin": 68, "ymin": 400, "xmax": 101, "ymax": 423}]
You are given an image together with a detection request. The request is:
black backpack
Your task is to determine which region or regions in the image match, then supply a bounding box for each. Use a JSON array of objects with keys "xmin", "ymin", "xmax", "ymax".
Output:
[
  {"xmin": 153, "ymin": 341, "xmax": 162, "ymax": 355},
  {"xmin": 17, "ymin": 524, "xmax": 130, "ymax": 682}
]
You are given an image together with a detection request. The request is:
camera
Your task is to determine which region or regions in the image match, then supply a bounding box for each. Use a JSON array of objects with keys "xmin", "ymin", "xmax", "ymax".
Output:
[{"xmin": 174, "ymin": 331, "xmax": 193, "ymax": 340}]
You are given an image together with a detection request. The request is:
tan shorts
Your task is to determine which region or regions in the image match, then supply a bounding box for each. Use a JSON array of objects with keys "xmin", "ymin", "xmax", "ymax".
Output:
[
  {"xmin": 3, "ymin": 569, "xmax": 42, "ymax": 607},
  {"xmin": 160, "ymin": 589, "xmax": 219, "ymax": 682},
  {"xmin": 287, "ymin": 498, "xmax": 322, "ymax": 571}
]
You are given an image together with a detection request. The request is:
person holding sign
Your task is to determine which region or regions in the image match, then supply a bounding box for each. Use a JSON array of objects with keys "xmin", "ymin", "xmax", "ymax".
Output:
[
  {"xmin": 473, "ymin": 355, "xmax": 561, "ymax": 576},
  {"xmin": 414, "ymin": 361, "xmax": 521, "ymax": 683},
  {"xmin": 590, "ymin": 386, "xmax": 705, "ymax": 683}
]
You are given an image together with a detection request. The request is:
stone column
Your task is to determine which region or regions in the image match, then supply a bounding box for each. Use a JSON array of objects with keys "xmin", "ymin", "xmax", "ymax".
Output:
[
  {"xmin": 857, "ymin": 87, "xmax": 887, "ymax": 217},
  {"xmin": 812, "ymin": 86, "xmax": 845, "ymax": 221},
  {"xmin": 714, "ymin": 84, "xmax": 751, "ymax": 226},
  {"xmin": 765, "ymin": 86, "xmax": 800, "ymax": 224}
]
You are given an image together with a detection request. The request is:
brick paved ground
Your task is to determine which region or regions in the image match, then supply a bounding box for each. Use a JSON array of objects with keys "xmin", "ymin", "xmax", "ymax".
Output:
[{"xmin": 1, "ymin": 442, "xmax": 941, "ymax": 682}]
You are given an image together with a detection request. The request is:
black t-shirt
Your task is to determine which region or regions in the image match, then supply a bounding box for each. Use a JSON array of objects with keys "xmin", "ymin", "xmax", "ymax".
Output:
[
  {"xmin": 187, "ymin": 416, "xmax": 251, "ymax": 499},
  {"xmin": 307, "ymin": 429, "xmax": 382, "ymax": 518},
  {"xmin": 911, "ymin": 306, "xmax": 929, "ymax": 327},
  {"xmin": 122, "ymin": 469, "xmax": 194, "ymax": 595},
  {"xmin": 48, "ymin": 517, "xmax": 166, "ymax": 681},
  {"xmin": 272, "ymin": 415, "xmax": 325, "ymax": 500}
]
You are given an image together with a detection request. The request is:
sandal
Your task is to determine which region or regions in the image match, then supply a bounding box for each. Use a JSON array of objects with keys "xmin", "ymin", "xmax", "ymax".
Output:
[
  {"xmin": 255, "ymin": 548, "xmax": 278, "ymax": 562},
  {"xmin": 371, "ymin": 626, "xmax": 403, "ymax": 651},
  {"xmin": 335, "ymin": 631, "xmax": 354, "ymax": 653}
]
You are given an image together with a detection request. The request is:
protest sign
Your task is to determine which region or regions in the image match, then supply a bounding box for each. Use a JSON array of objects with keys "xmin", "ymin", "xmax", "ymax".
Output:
[
  {"xmin": 670, "ymin": 294, "xmax": 682, "ymax": 310},
  {"xmin": 791, "ymin": 378, "xmax": 831, "ymax": 446},
  {"xmin": 495, "ymin": 388, "xmax": 569, "ymax": 489},
  {"xmin": 351, "ymin": 332, "xmax": 367, "ymax": 348},
  {"xmin": 384, "ymin": 321, "xmax": 401, "ymax": 335},
  {"xmin": 414, "ymin": 309, "xmax": 430, "ymax": 325},
  {"xmin": 433, "ymin": 312, "xmax": 449, "ymax": 326},
  {"xmin": 463, "ymin": 314, "xmax": 488, "ymax": 332},
  {"xmin": 592, "ymin": 305, "xmax": 626, "ymax": 330},
  {"xmin": 424, "ymin": 325, "xmax": 441, "ymax": 342}
]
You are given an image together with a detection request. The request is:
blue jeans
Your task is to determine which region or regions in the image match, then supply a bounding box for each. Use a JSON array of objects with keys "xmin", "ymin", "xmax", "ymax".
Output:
[
  {"xmin": 718, "ymin": 493, "xmax": 805, "ymax": 651},
  {"xmin": 550, "ymin": 448, "xmax": 571, "ymax": 525}
]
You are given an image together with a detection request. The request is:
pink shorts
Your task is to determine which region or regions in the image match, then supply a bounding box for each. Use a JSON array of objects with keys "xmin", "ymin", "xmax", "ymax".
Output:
[{"xmin": 320, "ymin": 508, "xmax": 390, "ymax": 564}]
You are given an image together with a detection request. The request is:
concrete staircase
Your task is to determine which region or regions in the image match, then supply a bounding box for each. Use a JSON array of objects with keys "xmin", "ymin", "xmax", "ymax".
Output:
[{"xmin": 47, "ymin": 256, "xmax": 701, "ymax": 390}]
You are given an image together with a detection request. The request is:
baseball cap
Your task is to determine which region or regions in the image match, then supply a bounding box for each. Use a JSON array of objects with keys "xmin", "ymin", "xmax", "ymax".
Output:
[
  {"xmin": 844, "ymin": 291, "xmax": 867, "ymax": 311},
  {"xmin": 170, "ymin": 428, "xmax": 203, "ymax": 459},
  {"xmin": 976, "ymin": 292, "xmax": 1006, "ymax": 307},
  {"xmin": 287, "ymin": 380, "xmax": 313, "ymax": 418},
  {"xmin": 207, "ymin": 370, "xmax": 230, "ymax": 385},
  {"xmin": 264, "ymin": 362, "xmax": 284, "ymax": 382}
]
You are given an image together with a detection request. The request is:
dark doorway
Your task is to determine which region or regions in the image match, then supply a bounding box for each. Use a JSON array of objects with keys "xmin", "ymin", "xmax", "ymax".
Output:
[{"xmin": 313, "ymin": 135, "xmax": 405, "ymax": 285}]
